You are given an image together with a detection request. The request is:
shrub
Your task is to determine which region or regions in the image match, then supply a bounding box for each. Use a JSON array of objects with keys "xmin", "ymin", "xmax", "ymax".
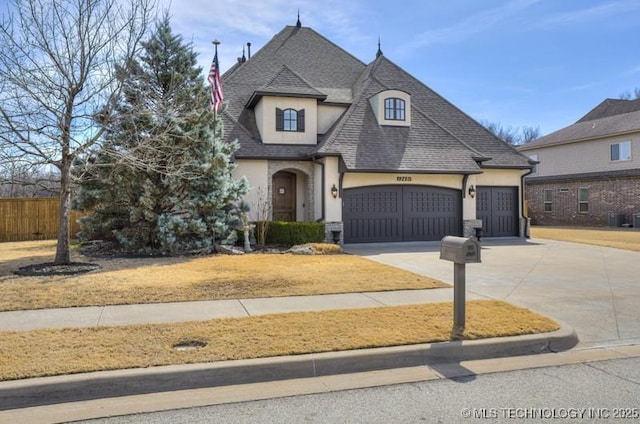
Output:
[
  {"xmin": 308, "ymin": 243, "xmax": 342, "ymax": 254},
  {"xmin": 263, "ymin": 221, "xmax": 325, "ymax": 246}
]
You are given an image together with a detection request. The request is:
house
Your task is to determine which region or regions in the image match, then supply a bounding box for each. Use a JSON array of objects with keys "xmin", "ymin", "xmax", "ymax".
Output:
[
  {"xmin": 221, "ymin": 20, "xmax": 534, "ymax": 243},
  {"xmin": 518, "ymin": 98, "xmax": 640, "ymax": 227}
]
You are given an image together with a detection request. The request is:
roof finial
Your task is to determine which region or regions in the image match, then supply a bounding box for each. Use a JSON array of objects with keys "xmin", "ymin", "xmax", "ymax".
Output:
[
  {"xmin": 296, "ymin": 9, "xmax": 301, "ymax": 27},
  {"xmin": 376, "ymin": 37, "xmax": 383, "ymax": 58},
  {"xmin": 241, "ymin": 44, "xmax": 246, "ymax": 63}
]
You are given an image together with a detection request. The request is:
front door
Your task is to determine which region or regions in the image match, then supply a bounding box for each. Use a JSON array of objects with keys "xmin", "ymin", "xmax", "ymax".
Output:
[{"xmin": 272, "ymin": 171, "xmax": 296, "ymax": 221}]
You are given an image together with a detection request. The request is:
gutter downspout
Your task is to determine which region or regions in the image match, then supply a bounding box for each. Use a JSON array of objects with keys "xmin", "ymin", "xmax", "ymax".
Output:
[
  {"xmin": 521, "ymin": 167, "xmax": 534, "ymax": 238},
  {"xmin": 462, "ymin": 174, "xmax": 470, "ymax": 198}
]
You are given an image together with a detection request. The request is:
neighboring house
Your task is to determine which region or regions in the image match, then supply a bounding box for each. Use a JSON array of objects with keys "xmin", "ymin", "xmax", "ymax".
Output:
[
  {"xmin": 221, "ymin": 21, "xmax": 533, "ymax": 243},
  {"xmin": 518, "ymin": 98, "xmax": 640, "ymax": 227}
]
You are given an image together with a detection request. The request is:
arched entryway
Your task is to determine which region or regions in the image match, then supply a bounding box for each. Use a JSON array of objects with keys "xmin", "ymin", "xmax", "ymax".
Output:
[{"xmin": 272, "ymin": 171, "xmax": 296, "ymax": 221}]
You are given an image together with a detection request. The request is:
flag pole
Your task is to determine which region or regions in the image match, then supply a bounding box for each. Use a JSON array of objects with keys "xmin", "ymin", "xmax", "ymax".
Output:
[{"xmin": 209, "ymin": 39, "xmax": 223, "ymax": 115}]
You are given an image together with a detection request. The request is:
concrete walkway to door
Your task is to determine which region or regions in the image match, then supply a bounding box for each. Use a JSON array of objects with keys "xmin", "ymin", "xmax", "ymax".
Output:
[{"xmin": 344, "ymin": 238, "xmax": 640, "ymax": 349}]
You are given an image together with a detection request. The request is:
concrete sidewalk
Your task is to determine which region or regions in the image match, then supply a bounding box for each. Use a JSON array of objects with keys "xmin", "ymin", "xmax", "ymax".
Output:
[
  {"xmin": 0, "ymin": 288, "xmax": 491, "ymax": 331},
  {"xmin": 0, "ymin": 280, "xmax": 579, "ymax": 413}
]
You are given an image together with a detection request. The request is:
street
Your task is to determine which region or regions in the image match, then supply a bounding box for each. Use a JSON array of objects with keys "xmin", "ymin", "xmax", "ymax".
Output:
[{"xmin": 79, "ymin": 356, "xmax": 640, "ymax": 423}]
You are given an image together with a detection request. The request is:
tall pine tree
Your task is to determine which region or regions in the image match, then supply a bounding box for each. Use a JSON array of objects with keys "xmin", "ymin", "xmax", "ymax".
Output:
[{"xmin": 76, "ymin": 16, "xmax": 247, "ymax": 254}]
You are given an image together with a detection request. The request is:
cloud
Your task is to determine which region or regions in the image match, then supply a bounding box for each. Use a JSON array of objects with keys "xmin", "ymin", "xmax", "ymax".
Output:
[
  {"xmin": 399, "ymin": 0, "xmax": 540, "ymax": 54},
  {"xmin": 533, "ymin": 0, "xmax": 640, "ymax": 29},
  {"xmin": 157, "ymin": 0, "xmax": 369, "ymax": 73}
]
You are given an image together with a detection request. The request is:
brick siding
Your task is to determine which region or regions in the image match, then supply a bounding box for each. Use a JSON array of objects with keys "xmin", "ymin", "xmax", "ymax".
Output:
[{"xmin": 525, "ymin": 175, "xmax": 640, "ymax": 226}]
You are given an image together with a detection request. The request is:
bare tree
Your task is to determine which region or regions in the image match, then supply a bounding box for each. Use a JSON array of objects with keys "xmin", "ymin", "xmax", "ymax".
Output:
[
  {"xmin": 0, "ymin": 0, "xmax": 155, "ymax": 264},
  {"xmin": 0, "ymin": 162, "xmax": 59, "ymax": 197},
  {"xmin": 520, "ymin": 125, "xmax": 541, "ymax": 144},
  {"xmin": 481, "ymin": 121, "xmax": 540, "ymax": 145},
  {"xmin": 618, "ymin": 87, "xmax": 640, "ymax": 100}
]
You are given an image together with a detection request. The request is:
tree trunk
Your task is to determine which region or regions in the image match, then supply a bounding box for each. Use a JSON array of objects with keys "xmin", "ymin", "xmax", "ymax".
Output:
[{"xmin": 54, "ymin": 162, "xmax": 72, "ymax": 264}]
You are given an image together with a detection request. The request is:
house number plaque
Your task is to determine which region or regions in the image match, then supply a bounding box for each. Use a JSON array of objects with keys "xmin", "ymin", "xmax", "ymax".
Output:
[
  {"xmin": 396, "ymin": 176, "xmax": 412, "ymax": 182},
  {"xmin": 278, "ymin": 187, "xmax": 286, "ymax": 194}
]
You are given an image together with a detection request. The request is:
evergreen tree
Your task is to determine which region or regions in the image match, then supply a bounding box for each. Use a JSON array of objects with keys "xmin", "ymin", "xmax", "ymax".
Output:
[{"xmin": 76, "ymin": 16, "xmax": 247, "ymax": 254}]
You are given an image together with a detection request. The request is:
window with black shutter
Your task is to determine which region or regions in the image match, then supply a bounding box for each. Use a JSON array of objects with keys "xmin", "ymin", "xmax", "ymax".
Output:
[
  {"xmin": 276, "ymin": 108, "xmax": 284, "ymax": 131},
  {"xmin": 275, "ymin": 108, "xmax": 305, "ymax": 132}
]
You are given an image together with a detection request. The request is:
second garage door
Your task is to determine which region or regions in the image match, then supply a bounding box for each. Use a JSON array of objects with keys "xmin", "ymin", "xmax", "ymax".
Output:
[
  {"xmin": 476, "ymin": 186, "xmax": 519, "ymax": 237},
  {"xmin": 343, "ymin": 185, "xmax": 462, "ymax": 243}
]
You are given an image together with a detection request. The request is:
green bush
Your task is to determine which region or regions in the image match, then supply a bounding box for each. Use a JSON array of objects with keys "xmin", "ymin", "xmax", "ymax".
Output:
[{"xmin": 262, "ymin": 221, "xmax": 325, "ymax": 246}]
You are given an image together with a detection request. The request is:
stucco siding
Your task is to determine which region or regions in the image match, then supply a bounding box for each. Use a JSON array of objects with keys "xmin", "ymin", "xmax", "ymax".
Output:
[
  {"xmin": 473, "ymin": 169, "xmax": 523, "ymax": 186},
  {"xmin": 318, "ymin": 105, "xmax": 347, "ymax": 134},
  {"xmin": 324, "ymin": 157, "xmax": 342, "ymax": 222},
  {"xmin": 234, "ymin": 160, "xmax": 269, "ymax": 221},
  {"xmin": 255, "ymin": 96, "xmax": 318, "ymax": 145},
  {"xmin": 342, "ymin": 173, "xmax": 461, "ymax": 190}
]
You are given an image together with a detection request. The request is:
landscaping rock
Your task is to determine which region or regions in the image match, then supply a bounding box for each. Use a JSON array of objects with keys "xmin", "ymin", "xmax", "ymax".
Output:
[
  {"xmin": 215, "ymin": 244, "xmax": 245, "ymax": 255},
  {"xmin": 287, "ymin": 244, "xmax": 316, "ymax": 255}
]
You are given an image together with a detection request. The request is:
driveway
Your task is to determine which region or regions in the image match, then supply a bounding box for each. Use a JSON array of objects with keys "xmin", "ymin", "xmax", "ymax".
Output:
[{"xmin": 344, "ymin": 238, "xmax": 640, "ymax": 348}]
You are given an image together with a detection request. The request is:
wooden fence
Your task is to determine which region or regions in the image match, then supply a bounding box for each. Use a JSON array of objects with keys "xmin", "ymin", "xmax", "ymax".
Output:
[{"xmin": 0, "ymin": 198, "xmax": 84, "ymax": 242}]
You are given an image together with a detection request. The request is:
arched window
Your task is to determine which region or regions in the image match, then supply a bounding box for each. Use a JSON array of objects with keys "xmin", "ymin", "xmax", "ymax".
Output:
[
  {"xmin": 283, "ymin": 109, "xmax": 297, "ymax": 131},
  {"xmin": 384, "ymin": 97, "xmax": 405, "ymax": 121},
  {"xmin": 276, "ymin": 108, "xmax": 306, "ymax": 132}
]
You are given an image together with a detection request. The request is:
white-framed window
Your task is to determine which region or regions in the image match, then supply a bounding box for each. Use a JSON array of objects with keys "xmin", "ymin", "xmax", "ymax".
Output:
[
  {"xmin": 578, "ymin": 187, "xmax": 589, "ymax": 213},
  {"xmin": 543, "ymin": 189, "xmax": 553, "ymax": 212},
  {"xmin": 610, "ymin": 141, "xmax": 631, "ymax": 161},
  {"xmin": 384, "ymin": 97, "xmax": 405, "ymax": 121}
]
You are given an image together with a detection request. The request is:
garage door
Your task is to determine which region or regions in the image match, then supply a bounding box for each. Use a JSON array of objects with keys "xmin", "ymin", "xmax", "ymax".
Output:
[
  {"xmin": 343, "ymin": 185, "xmax": 462, "ymax": 243},
  {"xmin": 476, "ymin": 186, "xmax": 519, "ymax": 237}
]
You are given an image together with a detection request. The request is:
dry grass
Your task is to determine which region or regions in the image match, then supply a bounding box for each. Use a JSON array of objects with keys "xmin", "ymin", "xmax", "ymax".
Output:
[
  {"xmin": 531, "ymin": 226, "xmax": 640, "ymax": 252},
  {"xmin": 0, "ymin": 241, "xmax": 448, "ymax": 312},
  {"xmin": 0, "ymin": 300, "xmax": 559, "ymax": 381}
]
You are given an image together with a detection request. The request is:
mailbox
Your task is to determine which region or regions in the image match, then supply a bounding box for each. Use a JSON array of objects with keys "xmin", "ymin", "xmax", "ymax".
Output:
[{"xmin": 440, "ymin": 236, "xmax": 481, "ymax": 264}]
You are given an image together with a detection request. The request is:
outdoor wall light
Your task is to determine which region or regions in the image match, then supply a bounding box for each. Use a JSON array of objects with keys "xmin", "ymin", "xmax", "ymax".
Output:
[
  {"xmin": 331, "ymin": 184, "xmax": 338, "ymax": 199},
  {"xmin": 468, "ymin": 185, "xmax": 476, "ymax": 199}
]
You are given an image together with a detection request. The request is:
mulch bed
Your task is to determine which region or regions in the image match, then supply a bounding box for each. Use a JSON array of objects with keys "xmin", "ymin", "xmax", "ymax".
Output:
[{"xmin": 15, "ymin": 262, "xmax": 101, "ymax": 276}]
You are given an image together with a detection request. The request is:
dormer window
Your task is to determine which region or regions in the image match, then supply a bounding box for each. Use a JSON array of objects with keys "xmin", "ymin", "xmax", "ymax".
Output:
[
  {"xmin": 384, "ymin": 98, "xmax": 405, "ymax": 121},
  {"xmin": 276, "ymin": 108, "xmax": 305, "ymax": 132}
]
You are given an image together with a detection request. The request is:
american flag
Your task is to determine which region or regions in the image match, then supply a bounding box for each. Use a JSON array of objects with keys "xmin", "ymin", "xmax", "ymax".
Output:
[{"xmin": 208, "ymin": 49, "xmax": 223, "ymax": 113}]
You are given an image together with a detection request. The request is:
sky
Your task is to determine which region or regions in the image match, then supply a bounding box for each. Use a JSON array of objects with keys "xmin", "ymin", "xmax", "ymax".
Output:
[
  {"xmin": 2, "ymin": 0, "xmax": 638, "ymax": 137},
  {"xmin": 159, "ymin": 0, "xmax": 639, "ymax": 136}
]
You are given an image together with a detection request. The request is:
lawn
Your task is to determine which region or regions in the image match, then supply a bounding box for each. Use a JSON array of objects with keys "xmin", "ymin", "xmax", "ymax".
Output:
[
  {"xmin": 0, "ymin": 240, "xmax": 448, "ymax": 311},
  {"xmin": 0, "ymin": 300, "xmax": 559, "ymax": 381},
  {"xmin": 530, "ymin": 226, "xmax": 640, "ymax": 251}
]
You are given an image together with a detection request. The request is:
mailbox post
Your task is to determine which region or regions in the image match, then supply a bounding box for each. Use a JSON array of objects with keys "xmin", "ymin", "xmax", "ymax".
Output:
[{"xmin": 440, "ymin": 236, "xmax": 481, "ymax": 338}]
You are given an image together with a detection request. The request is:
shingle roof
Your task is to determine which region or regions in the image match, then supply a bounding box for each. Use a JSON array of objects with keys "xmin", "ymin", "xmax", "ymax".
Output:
[
  {"xmin": 318, "ymin": 58, "xmax": 484, "ymax": 173},
  {"xmin": 246, "ymin": 66, "xmax": 327, "ymax": 107},
  {"xmin": 576, "ymin": 98, "xmax": 640, "ymax": 122},
  {"xmin": 520, "ymin": 108, "xmax": 640, "ymax": 151},
  {"xmin": 221, "ymin": 24, "xmax": 532, "ymax": 170}
]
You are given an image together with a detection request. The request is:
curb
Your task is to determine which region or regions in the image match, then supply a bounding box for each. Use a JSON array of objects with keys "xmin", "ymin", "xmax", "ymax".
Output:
[{"xmin": 0, "ymin": 324, "xmax": 578, "ymax": 411}]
